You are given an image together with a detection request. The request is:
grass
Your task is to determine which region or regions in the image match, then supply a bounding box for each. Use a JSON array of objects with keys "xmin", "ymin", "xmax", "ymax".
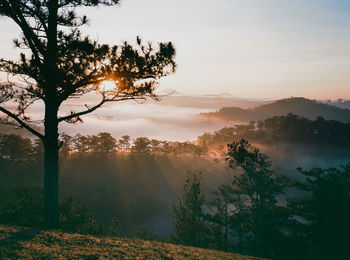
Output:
[{"xmin": 0, "ymin": 225, "xmax": 259, "ymax": 259}]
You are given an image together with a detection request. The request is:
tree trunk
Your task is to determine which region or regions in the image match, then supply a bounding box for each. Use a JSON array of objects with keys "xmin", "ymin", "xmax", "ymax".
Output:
[
  {"xmin": 238, "ymin": 223, "xmax": 243, "ymax": 253},
  {"xmin": 224, "ymin": 205, "xmax": 228, "ymax": 251},
  {"xmin": 44, "ymin": 104, "xmax": 59, "ymax": 228},
  {"xmin": 256, "ymin": 199, "xmax": 262, "ymax": 256},
  {"xmin": 44, "ymin": 0, "xmax": 59, "ymax": 228}
]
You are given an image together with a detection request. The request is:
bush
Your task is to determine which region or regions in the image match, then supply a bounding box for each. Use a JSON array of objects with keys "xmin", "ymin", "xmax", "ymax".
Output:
[
  {"xmin": 0, "ymin": 186, "xmax": 101, "ymax": 234},
  {"xmin": 0, "ymin": 186, "xmax": 44, "ymax": 227}
]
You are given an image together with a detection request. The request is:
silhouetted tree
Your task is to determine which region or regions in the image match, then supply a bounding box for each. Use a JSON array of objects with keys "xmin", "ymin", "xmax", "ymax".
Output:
[
  {"xmin": 172, "ymin": 173, "xmax": 209, "ymax": 247},
  {"xmin": 161, "ymin": 141, "xmax": 171, "ymax": 156},
  {"xmin": 31, "ymin": 138, "xmax": 44, "ymax": 164},
  {"xmin": 150, "ymin": 139, "xmax": 161, "ymax": 156},
  {"xmin": 0, "ymin": 0, "xmax": 176, "ymax": 227},
  {"xmin": 117, "ymin": 135, "xmax": 131, "ymax": 151},
  {"xmin": 207, "ymin": 184, "xmax": 234, "ymax": 251},
  {"xmin": 59, "ymin": 134, "xmax": 72, "ymax": 158},
  {"xmin": 94, "ymin": 132, "xmax": 116, "ymax": 155},
  {"xmin": 72, "ymin": 134, "xmax": 90, "ymax": 154},
  {"xmin": 226, "ymin": 139, "xmax": 289, "ymax": 257},
  {"xmin": 0, "ymin": 134, "xmax": 32, "ymax": 164},
  {"xmin": 287, "ymin": 164, "xmax": 350, "ymax": 260},
  {"xmin": 131, "ymin": 137, "xmax": 151, "ymax": 155}
]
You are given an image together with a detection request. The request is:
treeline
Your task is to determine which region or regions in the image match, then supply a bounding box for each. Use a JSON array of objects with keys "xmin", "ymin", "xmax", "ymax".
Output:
[
  {"xmin": 59, "ymin": 133, "xmax": 207, "ymax": 158},
  {"xmin": 2, "ymin": 114, "xmax": 349, "ymax": 164},
  {"xmin": 0, "ymin": 133, "xmax": 208, "ymax": 162},
  {"xmin": 198, "ymin": 113, "xmax": 350, "ymax": 148},
  {"xmin": 172, "ymin": 139, "xmax": 350, "ymax": 260}
]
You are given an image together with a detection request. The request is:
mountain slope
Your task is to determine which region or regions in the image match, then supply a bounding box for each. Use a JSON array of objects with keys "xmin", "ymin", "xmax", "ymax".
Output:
[
  {"xmin": 0, "ymin": 225, "xmax": 257, "ymax": 259},
  {"xmin": 200, "ymin": 97, "xmax": 350, "ymax": 123}
]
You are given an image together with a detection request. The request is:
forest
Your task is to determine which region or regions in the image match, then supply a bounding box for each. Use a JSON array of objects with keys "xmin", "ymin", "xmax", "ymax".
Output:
[
  {"xmin": 0, "ymin": 114, "xmax": 349, "ymax": 259},
  {"xmin": 198, "ymin": 113, "xmax": 350, "ymax": 148}
]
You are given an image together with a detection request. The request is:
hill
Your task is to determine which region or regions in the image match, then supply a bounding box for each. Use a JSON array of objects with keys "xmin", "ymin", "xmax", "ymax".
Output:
[
  {"xmin": 0, "ymin": 225, "xmax": 257, "ymax": 259},
  {"xmin": 200, "ymin": 97, "xmax": 350, "ymax": 123}
]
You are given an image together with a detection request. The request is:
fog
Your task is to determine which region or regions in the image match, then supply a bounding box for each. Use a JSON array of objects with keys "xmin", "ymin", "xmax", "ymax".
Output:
[
  {"xmin": 1, "ymin": 94, "xmax": 349, "ymax": 239},
  {"xmin": 58, "ymin": 94, "xmax": 266, "ymax": 141},
  {"xmin": 14, "ymin": 94, "xmax": 263, "ymax": 141}
]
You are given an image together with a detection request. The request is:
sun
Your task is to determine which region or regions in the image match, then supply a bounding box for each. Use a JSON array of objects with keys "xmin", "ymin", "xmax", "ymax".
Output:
[{"xmin": 99, "ymin": 80, "xmax": 118, "ymax": 92}]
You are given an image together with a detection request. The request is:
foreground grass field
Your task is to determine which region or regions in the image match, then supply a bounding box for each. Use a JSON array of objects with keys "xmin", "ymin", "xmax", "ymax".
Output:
[{"xmin": 0, "ymin": 225, "xmax": 258, "ymax": 259}]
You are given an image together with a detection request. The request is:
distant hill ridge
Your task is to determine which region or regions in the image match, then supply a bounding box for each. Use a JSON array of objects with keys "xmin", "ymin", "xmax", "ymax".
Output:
[{"xmin": 200, "ymin": 97, "xmax": 350, "ymax": 123}]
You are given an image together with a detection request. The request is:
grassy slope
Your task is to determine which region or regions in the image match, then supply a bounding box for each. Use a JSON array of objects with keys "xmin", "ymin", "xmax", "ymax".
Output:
[{"xmin": 0, "ymin": 225, "xmax": 258, "ymax": 259}]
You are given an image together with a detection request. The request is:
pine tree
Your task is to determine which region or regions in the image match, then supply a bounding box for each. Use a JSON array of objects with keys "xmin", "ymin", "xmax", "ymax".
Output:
[
  {"xmin": 0, "ymin": 0, "xmax": 176, "ymax": 227},
  {"xmin": 226, "ymin": 139, "xmax": 289, "ymax": 257},
  {"xmin": 172, "ymin": 173, "xmax": 208, "ymax": 247}
]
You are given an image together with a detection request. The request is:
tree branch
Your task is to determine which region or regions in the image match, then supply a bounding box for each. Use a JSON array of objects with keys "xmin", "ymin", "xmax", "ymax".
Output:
[
  {"xmin": 57, "ymin": 96, "xmax": 106, "ymax": 122},
  {"xmin": 0, "ymin": 106, "xmax": 44, "ymax": 140},
  {"xmin": 57, "ymin": 94, "xmax": 147, "ymax": 123}
]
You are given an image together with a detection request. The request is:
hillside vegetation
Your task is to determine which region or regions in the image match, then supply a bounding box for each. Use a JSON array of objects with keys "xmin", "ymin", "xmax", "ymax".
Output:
[
  {"xmin": 0, "ymin": 225, "xmax": 257, "ymax": 259},
  {"xmin": 200, "ymin": 97, "xmax": 350, "ymax": 122}
]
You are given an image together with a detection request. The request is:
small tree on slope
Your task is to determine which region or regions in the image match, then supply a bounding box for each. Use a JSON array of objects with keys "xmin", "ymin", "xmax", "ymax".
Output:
[{"xmin": 172, "ymin": 173, "xmax": 209, "ymax": 247}]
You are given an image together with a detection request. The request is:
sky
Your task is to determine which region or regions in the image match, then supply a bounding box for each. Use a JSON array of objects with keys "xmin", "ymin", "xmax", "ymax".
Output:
[{"xmin": 0, "ymin": 0, "xmax": 350, "ymax": 99}]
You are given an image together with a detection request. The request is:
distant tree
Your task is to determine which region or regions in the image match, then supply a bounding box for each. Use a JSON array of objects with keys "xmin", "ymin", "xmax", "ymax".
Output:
[
  {"xmin": 150, "ymin": 139, "xmax": 161, "ymax": 156},
  {"xmin": 117, "ymin": 135, "xmax": 131, "ymax": 151},
  {"xmin": 88, "ymin": 135, "xmax": 100, "ymax": 153},
  {"xmin": 226, "ymin": 139, "xmax": 289, "ymax": 257},
  {"xmin": 95, "ymin": 132, "xmax": 116, "ymax": 155},
  {"xmin": 72, "ymin": 134, "xmax": 90, "ymax": 154},
  {"xmin": 0, "ymin": 134, "xmax": 32, "ymax": 164},
  {"xmin": 59, "ymin": 134, "xmax": 72, "ymax": 158},
  {"xmin": 193, "ymin": 144, "xmax": 208, "ymax": 157},
  {"xmin": 161, "ymin": 141, "xmax": 172, "ymax": 156},
  {"xmin": 0, "ymin": 0, "xmax": 176, "ymax": 227},
  {"xmin": 131, "ymin": 137, "xmax": 151, "ymax": 155},
  {"xmin": 172, "ymin": 173, "xmax": 209, "ymax": 247},
  {"xmin": 31, "ymin": 138, "xmax": 44, "ymax": 164},
  {"xmin": 197, "ymin": 132, "xmax": 211, "ymax": 147},
  {"xmin": 287, "ymin": 164, "xmax": 350, "ymax": 260},
  {"xmin": 171, "ymin": 141, "xmax": 181, "ymax": 157}
]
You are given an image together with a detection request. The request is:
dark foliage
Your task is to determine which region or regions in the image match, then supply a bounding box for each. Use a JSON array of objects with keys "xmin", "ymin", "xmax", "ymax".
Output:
[
  {"xmin": 0, "ymin": 186, "xmax": 101, "ymax": 234},
  {"xmin": 198, "ymin": 113, "xmax": 350, "ymax": 148},
  {"xmin": 287, "ymin": 165, "xmax": 350, "ymax": 260},
  {"xmin": 172, "ymin": 173, "xmax": 209, "ymax": 247}
]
